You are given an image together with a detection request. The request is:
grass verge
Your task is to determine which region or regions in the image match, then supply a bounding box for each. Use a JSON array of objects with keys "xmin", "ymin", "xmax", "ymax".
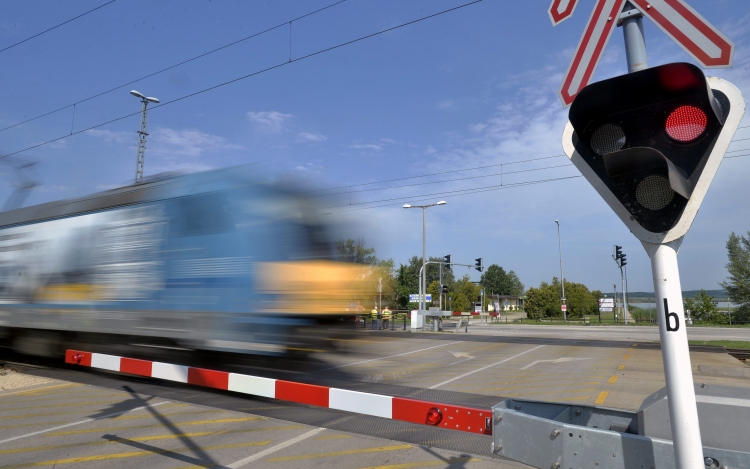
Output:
[{"xmin": 688, "ymin": 340, "xmax": 750, "ymax": 349}]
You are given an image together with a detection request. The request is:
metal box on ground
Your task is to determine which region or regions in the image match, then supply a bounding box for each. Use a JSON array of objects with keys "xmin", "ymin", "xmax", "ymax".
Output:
[{"xmin": 492, "ymin": 384, "xmax": 750, "ymax": 469}]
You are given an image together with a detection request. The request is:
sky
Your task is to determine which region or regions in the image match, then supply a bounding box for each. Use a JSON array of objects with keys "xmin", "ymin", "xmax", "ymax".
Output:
[{"xmin": 0, "ymin": 0, "xmax": 749, "ymax": 294}]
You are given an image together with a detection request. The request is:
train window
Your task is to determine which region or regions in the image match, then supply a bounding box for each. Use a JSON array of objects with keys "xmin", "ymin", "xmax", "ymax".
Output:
[{"xmin": 171, "ymin": 193, "xmax": 235, "ymax": 237}]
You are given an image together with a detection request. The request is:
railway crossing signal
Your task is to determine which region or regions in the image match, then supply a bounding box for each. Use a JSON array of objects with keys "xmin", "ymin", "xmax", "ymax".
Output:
[
  {"xmin": 554, "ymin": 2, "xmax": 744, "ymax": 466},
  {"xmin": 565, "ymin": 62, "xmax": 744, "ymax": 243}
]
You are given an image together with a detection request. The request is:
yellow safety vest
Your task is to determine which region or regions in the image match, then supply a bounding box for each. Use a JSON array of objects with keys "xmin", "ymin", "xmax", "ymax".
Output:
[
  {"xmin": 383, "ymin": 309, "xmax": 391, "ymax": 319},
  {"xmin": 371, "ymin": 309, "xmax": 378, "ymax": 318}
]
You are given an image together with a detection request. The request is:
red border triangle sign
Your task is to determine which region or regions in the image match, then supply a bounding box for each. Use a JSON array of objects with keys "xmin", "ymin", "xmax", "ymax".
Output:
[{"xmin": 550, "ymin": 0, "xmax": 735, "ymax": 107}]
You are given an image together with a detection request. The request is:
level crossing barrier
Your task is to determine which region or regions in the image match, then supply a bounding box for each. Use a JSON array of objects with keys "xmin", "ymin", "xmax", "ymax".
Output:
[{"xmin": 65, "ymin": 349, "xmax": 491, "ymax": 435}]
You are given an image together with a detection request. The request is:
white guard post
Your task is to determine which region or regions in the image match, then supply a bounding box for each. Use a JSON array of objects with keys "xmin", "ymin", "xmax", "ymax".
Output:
[{"xmin": 643, "ymin": 238, "xmax": 703, "ymax": 468}]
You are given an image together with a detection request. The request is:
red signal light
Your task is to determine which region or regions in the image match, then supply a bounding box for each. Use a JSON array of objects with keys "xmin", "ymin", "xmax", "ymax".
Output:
[
  {"xmin": 72, "ymin": 353, "xmax": 83, "ymax": 364},
  {"xmin": 665, "ymin": 105, "xmax": 707, "ymax": 142},
  {"xmin": 425, "ymin": 407, "xmax": 442, "ymax": 425}
]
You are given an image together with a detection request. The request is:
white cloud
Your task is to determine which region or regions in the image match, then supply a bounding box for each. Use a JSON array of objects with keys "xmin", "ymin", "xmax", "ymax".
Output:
[
  {"xmin": 292, "ymin": 161, "xmax": 323, "ymax": 175},
  {"xmin": 247, "ymin": 111, "xmax": 292, "ymax": 133},
  {"xmin": 350, "ymin": 143, "xmax": 383, "ymax": 151},
  {"xmin": 297, "ymin": 132, "xmax": 327, "ymax": 142},
  {"xmin": 85, "ymin": 129, "xmax": 131, "ymax": 144},
  {"xmin": 437, "ymin": 100, "xmax": 455, "ymax": 109},
  {"xmin": 150, "ymin": 127, "xmax": 242, "ymax": 158}
]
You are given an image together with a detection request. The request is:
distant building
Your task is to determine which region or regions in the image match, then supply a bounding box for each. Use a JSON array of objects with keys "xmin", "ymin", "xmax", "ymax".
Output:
[{"xmin": 488, "ymin": 294, "xmax": 524, "ymax": 311}]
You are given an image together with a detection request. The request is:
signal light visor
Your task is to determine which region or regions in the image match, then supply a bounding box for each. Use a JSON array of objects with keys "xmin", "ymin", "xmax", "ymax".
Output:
[
  {"xmin": 665, "ymin": 105, "xmax": 707, "ymax": 142},
  {"xmin": 426, "ymin": 407, "xmax": 442, "ymax": 425}
]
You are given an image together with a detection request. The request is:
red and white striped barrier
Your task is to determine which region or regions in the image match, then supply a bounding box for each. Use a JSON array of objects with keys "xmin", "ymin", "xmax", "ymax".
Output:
[{"xmin": 65, "ymin": 349, "xmax": 492, "ymax": 435}]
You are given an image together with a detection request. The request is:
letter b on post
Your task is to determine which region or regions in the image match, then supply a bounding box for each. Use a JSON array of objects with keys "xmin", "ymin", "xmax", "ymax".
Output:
[{"xmin": 663, "ymin": 298, "xmax": 680, "ymax": 332}]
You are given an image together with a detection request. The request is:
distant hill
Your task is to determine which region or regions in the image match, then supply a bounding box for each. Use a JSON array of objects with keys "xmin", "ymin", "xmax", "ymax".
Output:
[{"xmin": 604, "ymin": 289, "xmax": 727, "ymax": 300}]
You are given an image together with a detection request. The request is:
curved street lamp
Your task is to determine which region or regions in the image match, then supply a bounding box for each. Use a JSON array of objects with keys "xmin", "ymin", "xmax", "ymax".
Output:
[{"xmin": 404, "ymin": 201, "xmax": 447, "ymax": 318}]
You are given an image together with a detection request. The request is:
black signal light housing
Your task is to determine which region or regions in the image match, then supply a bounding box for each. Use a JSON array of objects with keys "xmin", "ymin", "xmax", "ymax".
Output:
[{"xmin": 569, "ymin": 62, "xmax": 730, "ymax": 233}]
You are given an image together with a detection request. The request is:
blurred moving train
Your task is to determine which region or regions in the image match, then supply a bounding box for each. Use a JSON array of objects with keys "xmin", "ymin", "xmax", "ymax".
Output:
[{"xmin": 0, "ymin": 167, "xmax": 364, "ymax": 359}]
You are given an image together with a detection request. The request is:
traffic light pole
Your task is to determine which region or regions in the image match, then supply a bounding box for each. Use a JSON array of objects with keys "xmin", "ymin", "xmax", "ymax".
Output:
[
  {"xmin": 644, "ymin": 238, "xmax": 704, "ymax": 468},
  {"xmin": 620, "ymin": 265, "xmax": 629, "ymax": 324}
]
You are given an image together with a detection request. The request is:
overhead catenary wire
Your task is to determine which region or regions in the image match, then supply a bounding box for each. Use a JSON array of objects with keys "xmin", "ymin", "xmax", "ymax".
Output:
[
  {"xmin": 0, "ymin": 0, "xmax": 484, "ymax": 160},
  {"xmin": 0, "ymin": 0, "xmax": 348, "ymax": 134},
  {"xmin": 311, "ymin": 162, "xmax": 574, "ymax": 198},
  {"xmin": 322, "ymin": 175, "xmax": 583, "ymax": 214},
  {"xmin": 323, "ymin": 150, "xmax": 750, "ymax": 214},
  {"xmin": 0, "ymin": 0, "xmax": 117, "ymax": 56}
]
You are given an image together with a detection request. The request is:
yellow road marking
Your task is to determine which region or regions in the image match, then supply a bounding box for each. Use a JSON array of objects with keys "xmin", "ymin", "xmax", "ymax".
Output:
[
  {"xmin": 505, "ymin": 388, "xmax": 597, "ymax": 397},
  {"xmin": 266, "ymin": 444, "xmax": 413, "ymax": 462},
  {"xmin": 0, "ymin": 402, "xmax": 184, "ymax": 420},
  {"xmin": 1, "ymin": 391, "xmax": 149, "ymax": 405},
  {"xmin": 595, "ymin": 391, "xmax": 609, "ymax": 405},
  {"xmin": 316, "ymin": 434, "xmax": 353, "ymax": 440},
  {"xmin": 628, "ymin": 348, "xmax": 634, "ymax": 352},
  {"xmin": 358, "ymin": 457, "xmax": 483, "ymax": 469},
  {"xmin": 623, "ymin": 354, "xmax": 631, "ymax": 360},
  {"xmin": 45, "ymin": 416, "xmax": 268, "ymax": 436},
  {"xmin": 0, "ymin": 440, "xmax": 272, "ymax": 468},
  {"xmin": 0, "ymin": 399, "xmax": 133, "ymax": 413},
  {"xmin": 617, "ymin": 363, "xmax": 625, "ymax": 370},
  {"xmin": 608, "ymin": 375, "xmax": 619, "ymax": 384},
  {"xmin": 0, "ymin": 421, "xmax": 72, "ymax": 431},
  {"xmin": 478, "ymin": 381, "xmax": 600, "ymax": 391},
  {"xmin": 0, "ymin": 383, "xmax": 79, "ymax": 398}
]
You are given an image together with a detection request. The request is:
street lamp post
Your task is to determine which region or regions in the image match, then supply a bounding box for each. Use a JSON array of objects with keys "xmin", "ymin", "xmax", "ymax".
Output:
[
  {"xmin": 130, "ymin": 90, "xmax": 160, "ymax": 185},
  {"xmin": 404, "ymin": 201, "xmax": 447, "ymax": 328},
  {"xmin": 555, "ymin": 220, "xmax": 566, "ymax": 322}
]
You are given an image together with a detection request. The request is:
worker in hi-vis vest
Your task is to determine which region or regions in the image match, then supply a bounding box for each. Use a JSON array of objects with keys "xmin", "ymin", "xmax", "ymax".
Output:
[
  {"xmin": 371, "ymin": 307, "xmax": 379, "ymax": 329},
  {"xmin": 382, "ymin": 306, "xmax": 391, "ymax": 329}
]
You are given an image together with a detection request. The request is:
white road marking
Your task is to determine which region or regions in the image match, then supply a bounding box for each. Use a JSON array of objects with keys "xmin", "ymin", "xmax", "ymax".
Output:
[
  {"xmin": 226, "ymin": 427, "xmax": 325, "ymax": 467},
  {"xmin": 0, "ymin": 401, "xmax": 170, "ymax": 444},
  {"xmin": 319, "ymin": 341, "xmax": 462, "ymax": 371},
  {"xmin": 429, "ymin": 345, "xmax": 546, "ymax": 389},
  {"xmin": 520, "ymin": 357, "xmax": 592, "ymax": 370}
]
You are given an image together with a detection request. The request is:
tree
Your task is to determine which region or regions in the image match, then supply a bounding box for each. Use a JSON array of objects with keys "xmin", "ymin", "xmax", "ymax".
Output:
[
  {"xmin": 684, "ymin": 289, "xmax": 725, "ymax": 324},
  {"xmin": 335, "ymin": 237, "xmax": 378, "ymax": 265},
  {"xmin": 395, "ymin": 264, "xmax": 418, "ymax": 309},
  {"xmin": 720, "ymin": 231, "xmax": 750, "ymax": 321},
  {"xmin": 451, "ymin": 274, "xmax": 480, "ymax": 312},
  {"xmin": 480, "ymin": 265, "xmax": 525, "ymax": 296},
  {"xmin": 525, "ymin": 277, "xmax": 599, "ymax": 319}
]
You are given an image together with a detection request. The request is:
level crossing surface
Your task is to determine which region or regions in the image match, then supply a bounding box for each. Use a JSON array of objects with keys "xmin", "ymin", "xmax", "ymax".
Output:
[{"xmin": 2, "ymin": 327, "xmax": 749, "ymax": 468}]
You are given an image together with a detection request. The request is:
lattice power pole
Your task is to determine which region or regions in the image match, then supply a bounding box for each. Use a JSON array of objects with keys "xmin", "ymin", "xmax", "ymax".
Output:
[{"xmin": 130, "ymin": 90, "xmax": 159, "ymax": 184}]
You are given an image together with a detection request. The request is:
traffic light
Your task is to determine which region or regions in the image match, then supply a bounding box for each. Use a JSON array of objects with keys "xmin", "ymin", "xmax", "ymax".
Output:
[
  {"xmin": 620, "ymin": 254, "xmax": 627, "ymax": 267},
  {"xmin": 443, "ymin": 254, "xmax": 451, "ymax": 270},
  {"xmin": 442, "ymin": 285, "xmax": 449, "ymax": 294},
  {"xmin": 474, "ymin": 258, "xmax": 483, "ymax": 272},
  {"xmin": 564, "ymin": 62, "xmax": 745, "ymax": 243},
  {"xmin": 614, "ymin": 245, "xmax": 623, "ymax": 263}
]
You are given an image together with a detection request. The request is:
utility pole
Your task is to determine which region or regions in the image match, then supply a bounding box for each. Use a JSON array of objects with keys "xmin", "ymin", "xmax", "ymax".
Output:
[
  {"xmin": 555, "ymin": 220, "xmax": 566, "ymax": 321},
  {"xmin": 130, "ymin": 90, "xmax": 159, "ymax": 184}
]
